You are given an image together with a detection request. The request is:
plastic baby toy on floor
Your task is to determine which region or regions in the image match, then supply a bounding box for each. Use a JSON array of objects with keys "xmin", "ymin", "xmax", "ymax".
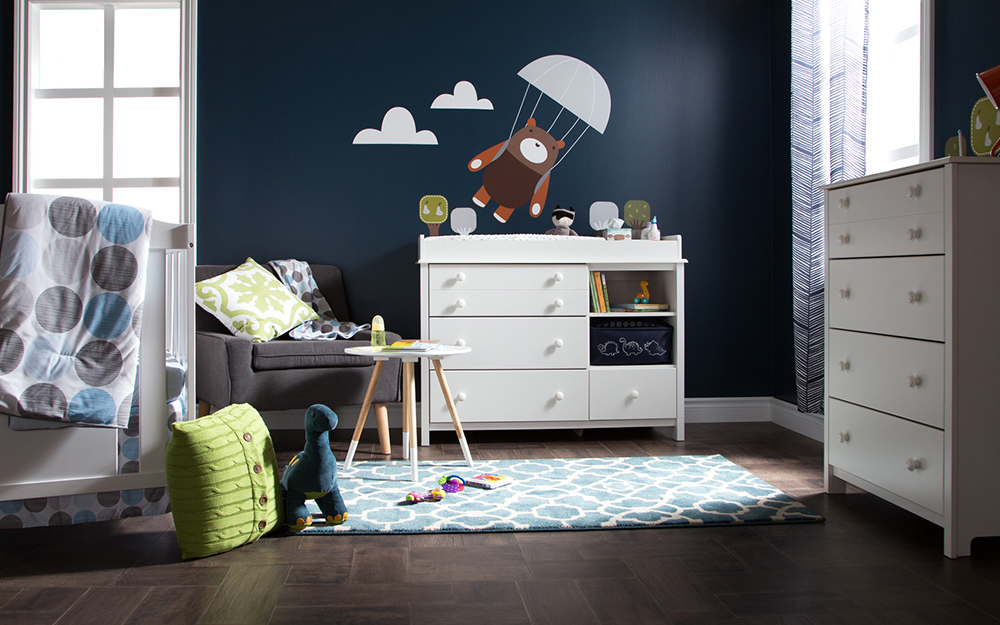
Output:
[{"xmin": 280, "ymin": 404, "xmax": 348, "ymax": 531}]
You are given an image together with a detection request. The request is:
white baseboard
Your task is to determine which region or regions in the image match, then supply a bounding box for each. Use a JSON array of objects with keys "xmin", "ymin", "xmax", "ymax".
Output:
[{"xmin": 260, "ymin": 397, "xmax": 824, "ymax": 443}]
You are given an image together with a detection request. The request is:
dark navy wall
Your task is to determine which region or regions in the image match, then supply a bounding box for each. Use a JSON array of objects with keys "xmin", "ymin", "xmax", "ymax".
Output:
[{"xmin": 196, "ymin": 0, "xmax": 776, "ymax": 399}]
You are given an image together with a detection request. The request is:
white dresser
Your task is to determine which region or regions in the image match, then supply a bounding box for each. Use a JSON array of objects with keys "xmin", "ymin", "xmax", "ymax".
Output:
[
  {"xmin": 417, "ymin": 235, "xmax": 685, "ymax": 446},
  {"xmin": 824, "ymin": 157, "xmax": 1000, "ymax": 558}
]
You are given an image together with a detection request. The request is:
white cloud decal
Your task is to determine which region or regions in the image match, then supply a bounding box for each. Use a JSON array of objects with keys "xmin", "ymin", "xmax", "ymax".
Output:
[
  {"xmin": 353, "ymin": 107, "xmax": 438, "ymax": 145},
  {"xmin": 431, "ymin": 81, "xmax": 494, "ymax": 110}
]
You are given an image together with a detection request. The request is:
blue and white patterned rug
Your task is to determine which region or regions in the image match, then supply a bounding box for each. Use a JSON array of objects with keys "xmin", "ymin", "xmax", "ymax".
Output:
[{"xmin": 299, "ymin": 455, "xmax": 823, "ymax": 534}]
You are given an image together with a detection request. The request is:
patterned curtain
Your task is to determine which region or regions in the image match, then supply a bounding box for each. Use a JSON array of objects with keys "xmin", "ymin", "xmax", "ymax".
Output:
[{"xmin": 790, "ymin": 0, "xmax": 869, "ymax": 414}]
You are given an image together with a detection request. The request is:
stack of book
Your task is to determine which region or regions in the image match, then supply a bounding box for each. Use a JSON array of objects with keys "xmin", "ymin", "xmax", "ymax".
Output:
[
  {"xmin": 590, "ymin": 270, "xmax": 611, "ymax": 312},
  {"xmin": 379, "ymin": 339, "xmax": 441, "ymax": 352}
]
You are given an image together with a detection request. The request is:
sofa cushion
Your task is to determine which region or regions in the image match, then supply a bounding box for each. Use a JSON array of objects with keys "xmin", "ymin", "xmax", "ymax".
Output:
[
  {"xmin": 251, "ymin": 334, "xmax": 398, "ymax": 370},
  {"xmin": 195, "ymin": 257, "xmax": 318, "ymax": 343},
  {"xmin": 165, "ymin": 403, "xmax": 282, "ymax": 559}
]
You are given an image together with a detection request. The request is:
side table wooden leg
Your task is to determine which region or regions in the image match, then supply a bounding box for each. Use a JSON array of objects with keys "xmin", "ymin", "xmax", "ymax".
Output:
[
  {"xmin": 432, "ymin": 359, "xmax": 474, "ymax": 468},
  {"xmin": 405, "ymin": 361, "xmax": 419, "ymax": 481},
  {"xmin": 344, "ymin": 360, "xmax": 385, "ymax": 470},
  {"xmin": 401, "ymin": 363, "xmax": 412, "ymax": 460},
  {"xmin": 374, "ymin": 403, "xmax": 391, "ymax": 455}
]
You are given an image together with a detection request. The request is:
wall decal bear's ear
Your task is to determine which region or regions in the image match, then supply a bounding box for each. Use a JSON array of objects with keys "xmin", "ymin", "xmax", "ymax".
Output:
[{"xmin": 353, "ymin": 107, "xmax": 437, "ymax": 145}]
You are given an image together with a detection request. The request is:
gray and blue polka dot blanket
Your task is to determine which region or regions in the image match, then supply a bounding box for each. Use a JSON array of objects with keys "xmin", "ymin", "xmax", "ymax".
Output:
[{"xmin": 268, "ymin": 258, "xmax": 369, "ymax": 340}]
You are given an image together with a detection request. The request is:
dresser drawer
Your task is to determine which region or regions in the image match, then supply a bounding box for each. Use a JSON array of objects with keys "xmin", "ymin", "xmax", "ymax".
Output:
[
  {"xmin": 828, "ymin": 256, "xmax": 944, "ymax": 341},
  {"xmin": 428, "ymin": 288, "xmax": 588, "ymax": 317},
  {"xmin": 589, "ymin": 366, "xmax": 677, "ymax": 421},
  {"xmin": 429, "ymin": 264, "xmax": 588, "ymax": 291},
  {"xmin": 429, "ymin": 317, "xmax": 589, "ymax": 369},
  {"xmin": 828, "ymin": 399, "xmax": 943, "ymax": 515},
  {"xmin": 427, "ymin": 370, "xmax": 588, "ymax": 423},
  {"xmin": 828, "ymin": 329, "xmax": 944, "ymax": 428},
  {"xmin": 828, "ymin": 168, "xmax": 943, "ymax": 225},
  {"xmin": 827, "ymin": 210, "xmax": 944, "ymax": 259}
]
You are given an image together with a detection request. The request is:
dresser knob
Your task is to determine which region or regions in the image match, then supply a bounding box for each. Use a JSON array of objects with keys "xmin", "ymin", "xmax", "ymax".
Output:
[
  {"xmin": 906, "ymin": 227, "xmax": 922, "ymax": 241},
  {"xmin": 838, "ymin": 431, "xmax": 850, "ymax": 443},
  {"xmin": 906, "ymin": 458, "xmax": 922, "ymax": 471},
  {"xmin": 838, "ymin": 234, "xmax": 850, "ymax": 246},
  {"xmin": 837, "ymin": 197, "xmax": 850, "ymax": 210},
  {"xmin": 839, "ymin": 288, "xmax": 850, "ymax": 300},
  {"xmin": 456, "ymin": 272, "xmax": 466, "ymax": 282},
  {"xmin": 554, "ymin": 391, "xmax": 564, "ymax": 401},
  {"xmin": 629, "ymin": 390, "xmax": 640, "ymax": 400},
  {"xmin": 907, "ymin": 291, "xmax": 922, "ymax": 304},
  {"xmin": 553, "ymin": 298, "xmax": 564, "ymax": 308},
  {"xmin": 838, "ymin": 360, "xmax": 850, "ymax": 372},
  {"xmin": 905, "ymin": 185, "xmax": 921, "ymax": 199},
  {"xmin": 553, "ymin": 338, "xmax": 564, "ymax": 348},
  {"xmin": 908, "ymin": 375, "xmax": 923, "ymax": 388},
  {"xmin": 553, "ymin": 272, "xmax": 564, "ymax": 282},
  {"xmin": 455, "ymin": 339, "xmax": 466, "ymax": 347},
  {"xmin": 455, "ymin": 298, "xmax": 466, "ymax": 308},
  {"xmin": 456, "ymin": 392, "xmax": 466, "ymax": 402}
]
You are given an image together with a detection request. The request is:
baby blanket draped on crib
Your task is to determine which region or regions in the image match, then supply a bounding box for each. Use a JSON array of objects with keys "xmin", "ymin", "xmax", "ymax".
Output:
[{"xmin": 0, "ymin": 193, "xmax": 152, "ymax": 429}]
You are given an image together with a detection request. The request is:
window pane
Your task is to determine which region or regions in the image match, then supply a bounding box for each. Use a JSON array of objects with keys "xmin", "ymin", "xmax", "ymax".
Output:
[
  {"xmin": 30, "ymin": 98, "xmax": 104, "ymax": 179},
  {"xmin": 27, "ymin": 188, "xmax": 104, "ymax": 203},
  {"xmin": 37, "ymin": 9, "xmax": 104, "ymax": 89},
  {"xmin": 114, "ymin": 8, "xmax": 180, "ymax": 88},
  {"xmin": 113, "ymin": 97, "xmax": 180, "ymax": 178},
  {"xmin": 113, "ymin": 187, "xmax": 180, "ymax": 223}
]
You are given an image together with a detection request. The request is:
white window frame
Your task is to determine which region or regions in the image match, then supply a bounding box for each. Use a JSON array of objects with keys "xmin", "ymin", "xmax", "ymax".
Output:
[{"xmin": 11, "ymin": 0, "xmax": 197, "ymax": 225}]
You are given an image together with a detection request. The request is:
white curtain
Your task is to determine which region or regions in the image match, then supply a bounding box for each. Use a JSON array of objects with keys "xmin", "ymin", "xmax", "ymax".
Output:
[{"xmin": 790, "ymin": 0, "xmax": 869, "ymax": 414}]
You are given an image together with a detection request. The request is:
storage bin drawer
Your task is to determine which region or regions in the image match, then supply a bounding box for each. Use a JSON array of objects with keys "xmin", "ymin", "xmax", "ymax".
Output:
[
  {"xmin": 589, "ymin": 366, "xmax": 677, "ymax": 421},
  {"xmin": 428, "ymin": 264, "xmax": 588, "ymax": 291},
  {"xmin": 828, "ymin": 329, "xmax": 944, "ymax": 428},
  {"xmin": 827, "ymin": 210, "xmax": 944, "ymax": 259},
  {"xmin": 428, "ymin": 288, "xmax": 588, "ymax": 317},
  {"xmin": 828, "ymin": 168, "xmax": 943, "ymax": 225},
  {"xmin": 429, "ymin": 317, "xmax": 589, "ymax": 369},
  {"xmin": 427, "ymin": 370, "xmax": 588, "ymax": 423},
  {"xmin": 590, "ymin": 319, "xmax": 673, "ymax": 365},
  {"xmin": 828, "ymin": 256, "xmax": 944, "ymax": 341},
  {"xmin": 828, "ymin": 399, "xmax": 944, "ymax": 515}
]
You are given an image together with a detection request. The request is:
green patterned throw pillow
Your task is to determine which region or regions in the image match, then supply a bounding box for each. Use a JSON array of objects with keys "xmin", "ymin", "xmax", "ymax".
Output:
[
  {"xmin": 195, "ymin": 257, "xmax": 318, "ymax": 342},
  {"xmin": 166, "ymin": 403, "xmax": 282, "ymax": 559}
]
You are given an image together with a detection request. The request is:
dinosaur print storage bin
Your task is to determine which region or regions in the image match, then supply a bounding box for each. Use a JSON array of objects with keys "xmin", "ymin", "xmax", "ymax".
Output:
[{"xmin": 589, "ymin": 318, "xmax": 673, "ymax": 366}]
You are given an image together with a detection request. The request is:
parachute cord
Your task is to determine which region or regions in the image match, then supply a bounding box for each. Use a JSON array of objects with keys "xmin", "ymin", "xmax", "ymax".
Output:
[
  {"xmin": 527, "ymin": 90, "xmax": 544, "ymax": 122},
  {"xmin": 509, "ymin": 83, "xmax": 531, "ymax": 140},
  {"xmin": 559, "ymin": 117, "xmax": 580, "ymax": 142},
  {"xmin": 552, "ymin": 126, "xmax": 589, "ymax": 170},
  {"xmin": 547, "ymin": 107, "xmax": 565, "ymax": 133}
]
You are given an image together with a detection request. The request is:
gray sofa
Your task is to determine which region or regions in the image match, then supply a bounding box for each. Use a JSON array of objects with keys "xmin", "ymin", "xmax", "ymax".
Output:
[{"xmin": 195, "ymin": 264, "xmax": 402, "ymax": 416}]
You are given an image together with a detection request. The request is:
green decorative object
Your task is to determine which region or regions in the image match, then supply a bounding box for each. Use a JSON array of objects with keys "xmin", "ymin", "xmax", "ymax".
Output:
[
  {"xmin": 420, "ymin": 195, "xmax": 448, "ymax": 236},
  {"xmin": 970, "ymin": 96, "xmax": 999, "ymax": 156},
  {"xmin": 623, "ymin": 200, "xmax": 651, "ymax": 238},
  {"xmin": 194, "ymin": 257, "xmax": 318, "ymax": 342},
  {"xmin": 166, "ymin": 403, "xmax": 282, "ymax": 559}
]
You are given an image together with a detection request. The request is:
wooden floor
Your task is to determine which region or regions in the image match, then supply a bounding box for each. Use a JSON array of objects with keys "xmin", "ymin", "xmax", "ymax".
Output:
[{"xmin": 2, "ymin": 422, "xmax": 1000, "ymax": 625}]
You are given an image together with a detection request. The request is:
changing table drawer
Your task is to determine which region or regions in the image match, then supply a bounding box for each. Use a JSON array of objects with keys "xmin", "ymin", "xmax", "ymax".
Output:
[
  {"xmin": 429, "ymin": 316, "xmax": 589, "ymax": 370},
  {"xmin": 427, "ymin": 369, "xmax": 589, "ymax": 423}
]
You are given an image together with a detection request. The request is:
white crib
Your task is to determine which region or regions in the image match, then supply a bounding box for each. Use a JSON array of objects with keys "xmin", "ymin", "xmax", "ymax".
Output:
[{"xmin": 0, "ymin": 219, "xmax": 194, "ymax": 525}]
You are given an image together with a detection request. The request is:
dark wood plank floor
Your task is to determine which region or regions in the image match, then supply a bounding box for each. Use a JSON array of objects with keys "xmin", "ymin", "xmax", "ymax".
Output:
[{"xmin": 3, "ymin": 422, "xmax": 1000, "ymax": 625}]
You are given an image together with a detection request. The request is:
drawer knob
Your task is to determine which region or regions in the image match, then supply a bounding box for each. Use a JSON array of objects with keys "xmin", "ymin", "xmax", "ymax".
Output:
[
  {"xmin": 906, "ymin": 458, "xmax": 922, "ymax": 472},
  {"xmin": 553, "ymin": 272, "xmax": 564, "ymax": 282},
  {"xmin": 455, "ymin": 339, "xmax": 466, "ymax": 347},
  {"xmin": 838, "ymin": 431, "xmax": 850, "ymax": 443},
  {"xmin": 908, "ymin": 375, "xmax": 923, "ymax": 388},
  {"xmin": 554, "ymin": 391, "xmax": 564, "ymax": 401},
  {"xmin": 456, "ymin": 272, "xmax": 466, "ymax": 282},
  {"xmin": 907, "ymin": 291, "xmax": 922, "ymax": 304},
  {"xmin": 553, "ymin": 298, "xmax": 564, "ymax": 308},
  {"xmin": 837, "ymin": 197, "xmax": 850, "ymax": 210},
  {"xmin": 455, "ymin": 392, "xmax": 466, "ymax": 402},
  {"xmin": 838, "ymin": 360, "xmax": 850, "ymax": 372},
  {"xmin": 629, "ymin": 390, "xmax": 640, "ymax": 400},
  {"xmin": 905, "ymin": 185, "xmax": 921, "ymax": 199},
  {"xmin": 838, "ymin": 234, "xmax": 850, "ymax": 246},
  {"xmin": 838, "ymin": 288, "xmax": 850, "ymax": 300},
  {"xmin": 455, "ymin": 298, "xmax": 466, "ymax": 308},
  {"xmin": 553, "ymin": 338, "xmax": 564, "ymax": 348},
  {"xmin": 906, "ymin": 227, "xmax": 923, "ymax": 241}
]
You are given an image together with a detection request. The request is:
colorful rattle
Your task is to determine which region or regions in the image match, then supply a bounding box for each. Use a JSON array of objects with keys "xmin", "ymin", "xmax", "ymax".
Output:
[
  {"xmin": 403, "ymin": 488, "xmax": 445, "ymax": 504},
  {"xmin": 438, "ymin": 475, "xmax": 466, "ymax": 493}
]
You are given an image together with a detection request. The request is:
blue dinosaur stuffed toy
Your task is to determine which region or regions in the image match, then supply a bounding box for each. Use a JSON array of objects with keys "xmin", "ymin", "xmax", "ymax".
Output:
[{"xmin": 280, "ymin": 404, "xmax": 348, "ymax": 531}]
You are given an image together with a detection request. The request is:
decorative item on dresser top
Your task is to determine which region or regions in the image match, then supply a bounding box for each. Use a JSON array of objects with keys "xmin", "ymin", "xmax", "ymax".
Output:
[
  {"xmin": 823, "ymin": 157, "xmax": 1000, "ymax": 558},
  {"xmin": 417, "ymin": 234, "xmax": 685, "ymax": 446}
]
